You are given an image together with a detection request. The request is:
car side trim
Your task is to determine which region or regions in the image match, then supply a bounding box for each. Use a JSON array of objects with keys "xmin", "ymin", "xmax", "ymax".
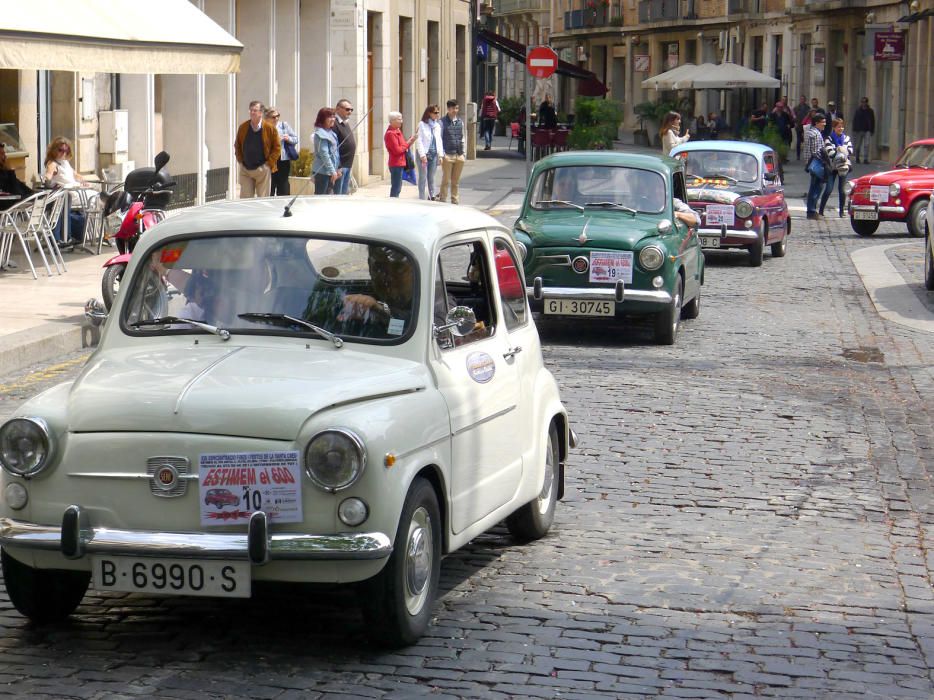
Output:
[
  {"xmin": 526, "ymin": 286, "xmax": 672, "ymax": 304},
  {"xmin": 0, "ymin": 513, "xmax": 392, "ymax": 561}
]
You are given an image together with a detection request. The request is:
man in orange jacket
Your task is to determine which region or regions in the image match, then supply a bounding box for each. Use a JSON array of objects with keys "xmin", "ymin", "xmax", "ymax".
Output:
[{"xmin": 234, "ymin": 100, "xmax": 281, "ymax": 198}]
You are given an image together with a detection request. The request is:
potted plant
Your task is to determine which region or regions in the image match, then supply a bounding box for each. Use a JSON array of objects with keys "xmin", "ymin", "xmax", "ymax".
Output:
[
  {"xmin": 567, "ymin": 96, "xmax": 624, "ymax": 150},
  {"xmin": 289, "ymin": 147, "xmax": 314, "ymax": 195},
  {"xmin": 496, "ymin": 95, "xmax": 523, "ymax": 136}
]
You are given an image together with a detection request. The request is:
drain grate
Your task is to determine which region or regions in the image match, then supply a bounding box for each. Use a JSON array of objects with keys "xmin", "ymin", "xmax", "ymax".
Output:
[{"xmin": 842, "ymin": 346, "xmax": 885, "ymax": 363}]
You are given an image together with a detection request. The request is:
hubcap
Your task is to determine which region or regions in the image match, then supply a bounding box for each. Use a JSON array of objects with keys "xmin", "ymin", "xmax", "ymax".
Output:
[
  {"xmin": 403, "ymin": 506, "xmax": 433, "ymax": 615},
  {"xmin": 671, "ymin": 289, "xmax": 682, "ymax": 334},
  {"xmin": 536, "ymin": 437, "xmax": 555, "ymax": 515}
]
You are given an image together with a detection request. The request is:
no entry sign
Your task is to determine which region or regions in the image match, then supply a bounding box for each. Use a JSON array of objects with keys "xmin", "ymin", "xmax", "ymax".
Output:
[{"xmin": 527, "ymin": 46, "xmax": 558, "ymax": 79}]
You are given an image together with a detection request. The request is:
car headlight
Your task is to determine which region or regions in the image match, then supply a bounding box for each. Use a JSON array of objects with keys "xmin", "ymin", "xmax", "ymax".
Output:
[
  {"xmin": 515, "ymin": 240, "xmax": 528, "ymax": 260},
  {"xmin": 844, "ymin": 181, "xmax": 854, "ymax": 196},
  {"xmin": 735, "ymin": 200, "xmax": 754, "ymax": 219},
  {"xmin": 304, "ymin": 429, "xmax": 366, "ymax": 492},
  {"xmin": 0, "ymin": 417, "xmax": 54, "ymax": 478},
  {"xmin": 889, "ymin": 183, "xmax": 901, "ymax": 197},
  {"xmin": 639, "ymin": 245, "xmax": 665, "ymax": 271}
]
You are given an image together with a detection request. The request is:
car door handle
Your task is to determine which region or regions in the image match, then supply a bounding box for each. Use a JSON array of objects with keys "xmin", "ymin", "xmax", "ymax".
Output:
[{"xmin": 503, "ymin": 346, "xmax": 523, "ymax": 359}]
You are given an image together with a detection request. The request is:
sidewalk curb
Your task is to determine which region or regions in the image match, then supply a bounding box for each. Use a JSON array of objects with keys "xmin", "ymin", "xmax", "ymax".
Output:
[{"xmin": 0, "ymin": 320, "xmax": 99, "ymax": 377}]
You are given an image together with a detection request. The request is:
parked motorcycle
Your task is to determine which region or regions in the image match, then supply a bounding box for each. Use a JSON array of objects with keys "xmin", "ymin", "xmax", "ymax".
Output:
[{"xmin": 100, "ymin": 151, "xmax": 174, "ymax": 310}]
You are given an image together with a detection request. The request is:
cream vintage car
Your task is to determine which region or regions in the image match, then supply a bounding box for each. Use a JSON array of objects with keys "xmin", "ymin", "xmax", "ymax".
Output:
[{"xmin": 0, "ymin": 198, "xmax": 573, "ymax": 647}]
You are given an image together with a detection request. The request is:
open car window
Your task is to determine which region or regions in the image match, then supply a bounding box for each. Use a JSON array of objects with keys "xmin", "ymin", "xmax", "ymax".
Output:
[
  {"xmin": 435, "ymin": 240, "xmax": 496, "ymax": 349},
  {"xmin": 121, "ymin": 235, "xmax": 418, "ymax": 343},
  {"xmin": 529, "ymin": 165, "xmax": 667, "ymax": 214}
]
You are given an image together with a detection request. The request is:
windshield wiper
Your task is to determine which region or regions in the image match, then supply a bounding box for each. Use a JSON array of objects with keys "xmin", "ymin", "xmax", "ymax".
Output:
[
  {"xmin": 535, "ymin": 199, "xmax": 584, "ymax": 212},
  {"xmin": 583, "ymin": 201, "xmax": 637, "ymax": 215},
  {"xmin": 130, "ymin": 316, "xmax": 231, "ymax": 340},
  {"xmin": 238, "ymin": 312, "xmax": 343, "ymax": 348}
]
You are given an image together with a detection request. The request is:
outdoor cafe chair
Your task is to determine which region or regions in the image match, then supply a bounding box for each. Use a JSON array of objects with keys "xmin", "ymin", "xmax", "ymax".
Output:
[
  {"xmin": 0, "ymin": 191, "xmax": 57, "ymax": 279},
  {"xmin": 551, "ymin": 129, "xmax": 569, "ymax": 152},
  {"xmin": 531, "ymin": 129, "xmax": 552, "ymax": 160},
  {"xmin": 508, "ymin": 122, "xmax": 520, "ymax": 150}
]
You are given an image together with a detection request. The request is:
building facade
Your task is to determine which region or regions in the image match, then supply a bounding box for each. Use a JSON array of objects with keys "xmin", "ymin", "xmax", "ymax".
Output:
[{"xmin": 0, "ymin": 0, "xmax": 472, "ymax": 205}]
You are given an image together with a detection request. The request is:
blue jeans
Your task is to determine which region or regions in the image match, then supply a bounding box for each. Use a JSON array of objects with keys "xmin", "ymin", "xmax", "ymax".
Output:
[
  {"xmin": 481, "ymin": 118, "xmax": 496, "ymax": 148},
  {"xmin": 417, "ymin": 155, "xmax": 437, "ymax": 200},
  {"xmin": 389, "ymin": 166, "xmax": 404, "ymax": 198},
  {"xmin": 806, "ymin": 171, "xmax": 825, "ymax": 215},
  {"xmin": 336, "ymin": 167, "xmax": 352, "ymax": 195},
  {"xmin": 820, "ymin": 171, "xmax": 847, "ymax": 214}
]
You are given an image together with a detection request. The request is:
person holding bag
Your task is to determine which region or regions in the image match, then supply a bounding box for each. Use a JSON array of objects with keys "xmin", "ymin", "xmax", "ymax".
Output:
[
  {"xmin": 802, "ymin": 112, "xmax": 829, "ymax": 220},
  {"xmin": 311, "ymin": 108, "xmax": 342, "ymax": 195},
  {"xmin": 415, "ymin": 105, "xmax": 443, "ymax": 200},
  {"xmin": 819, "ymin": 118, "xmax": 853, "ymax": 218},
  {"xmin": 384, "ymin": 111, "xmax": 417, "ymax": 198},
  {"xmin": 265, "ymin": 107, "xmax": 299, "ymax": 196}
]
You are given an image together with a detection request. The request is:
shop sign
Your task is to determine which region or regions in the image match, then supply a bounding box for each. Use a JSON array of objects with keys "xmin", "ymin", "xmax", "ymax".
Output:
[{"xmin": 874, "ymin": 32, "xmax": 904, "ymax": 61}]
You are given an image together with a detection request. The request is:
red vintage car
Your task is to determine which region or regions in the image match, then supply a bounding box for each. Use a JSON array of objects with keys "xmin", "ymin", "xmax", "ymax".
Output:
[
  {"xmin": 203, "ymin": 488, "xmax": 240, "ymax": 509},
  {"xmin": 846, "ymin": 138, "xmax": 934, "ymax": 237},
  {"xmin": 670, "ymin": 141, "xmax": 790, "ymax": 267}
]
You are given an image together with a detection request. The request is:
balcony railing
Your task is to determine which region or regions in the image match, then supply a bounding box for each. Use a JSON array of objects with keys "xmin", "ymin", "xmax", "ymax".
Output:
[
  {"xmin": 564, "ymin": 5, "xmax": 614, "ymax": 30},
  {"xmin": 495, "ymin": 0, "xmax": 546, "ymax": 14},
  {"xmin": 638, "ymin": 0, "xmax": 681, "ymax": 23}
]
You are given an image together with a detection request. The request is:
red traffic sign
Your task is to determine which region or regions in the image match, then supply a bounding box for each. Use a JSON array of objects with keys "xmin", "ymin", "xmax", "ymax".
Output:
[{"xmin": 527, "ymin": 46, "xmax": 558, "ymax": 79}]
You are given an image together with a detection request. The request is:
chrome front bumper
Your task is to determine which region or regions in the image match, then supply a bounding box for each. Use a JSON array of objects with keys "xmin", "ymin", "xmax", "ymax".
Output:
[
  {"xmin": 0, "ymin": 506, "xmax": 392, "ymax": 566},
  {"xmin": 526, "ymin": 285, "xmax": 672, "ymax": 305},
  {"xmin": 696, "ymin": 227, "xmax": 758, "ymax": 241},
  {"xmin": 850, "ymin": 203, "xmax": 906, "ymax": 215}
]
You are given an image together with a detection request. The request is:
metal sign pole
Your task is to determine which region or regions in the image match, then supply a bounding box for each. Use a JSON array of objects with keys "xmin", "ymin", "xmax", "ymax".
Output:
[{"xmin": 525, "ymin": 48, "xmax": 532, "ymax": 184}]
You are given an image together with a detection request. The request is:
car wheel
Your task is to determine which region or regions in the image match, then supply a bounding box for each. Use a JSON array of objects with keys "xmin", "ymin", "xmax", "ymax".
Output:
[
  {"xmin": 101, "ymin": 263, "xmax": 126, "ymax": 310},
  {"xmin": 359, "ymin": 477, "xmax": 441, "ymax": 648},
  {"xmin": 506, "ymin": 423, "xmax": 559, "ymax": 542},
  {"xmin": 1, "ymin": 550, "xmax": 90, "ymax": 624},
  {"xmin": 748, "ymin": 221, "xmax": 765, "ymax": 267},
  {"xmin": 771, "ymin": 220, "xmax": 789, "ymax": 258},
  {"xmin": 925, "ymin": 228, "xmax": 934, "ymax": 291},
  {"xmin": 907, "ymin": 199, "xmax": 928, "ymax": 238},
  {"xmin": 851, "ymin": 218, "xmax": 879, "ymax": 237},
  {"xmin": 653, "ymin": 275, "xmax": 682, "ymax": 345},
  {"xmin": 681, "ymin": 283, "xmax": 701, "ymax": 320}
]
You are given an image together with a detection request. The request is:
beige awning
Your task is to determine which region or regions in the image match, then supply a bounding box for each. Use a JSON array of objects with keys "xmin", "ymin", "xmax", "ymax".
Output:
[{"xmin": 0, "ymin": 0, "xmax": 242, "ymax": 74}]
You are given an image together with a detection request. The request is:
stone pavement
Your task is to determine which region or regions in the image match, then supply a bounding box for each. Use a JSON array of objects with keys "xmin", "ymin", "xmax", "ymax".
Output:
[{"xmin": 0, "ymin": 135, "xmax": 932, "ymax": 698}]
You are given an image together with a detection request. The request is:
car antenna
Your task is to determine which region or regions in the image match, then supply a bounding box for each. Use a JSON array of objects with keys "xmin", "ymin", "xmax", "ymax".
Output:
[{"xmin": 283, "ymin": 195, "xmax": 298, "ymax": 217}]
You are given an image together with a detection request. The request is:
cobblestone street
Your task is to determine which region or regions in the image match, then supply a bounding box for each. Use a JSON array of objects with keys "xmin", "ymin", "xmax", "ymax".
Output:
[{"xmin": 0, "ymin": 208, "xmax": 932, "ymax": 698}]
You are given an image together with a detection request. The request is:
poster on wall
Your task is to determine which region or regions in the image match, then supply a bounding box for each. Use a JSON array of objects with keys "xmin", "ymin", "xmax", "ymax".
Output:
[
  {"xmin": 874, "ymin": 32, "xmax": 904, "ymax": 61},
  {"xmin": 666, "ymin": 43, "xmax": 679, "ymax": 70},
  {"xmin": 634, "ymin": 54, "xmax": 650, "ymax": 72},
  {"xmin": 813, "ymin": 46, "xmax": 825, "ymax": 85}
]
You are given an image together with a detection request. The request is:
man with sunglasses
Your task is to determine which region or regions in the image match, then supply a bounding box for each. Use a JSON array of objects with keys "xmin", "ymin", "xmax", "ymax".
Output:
[{"xmin": 332, "ymin": 99, "xmax": 357, "ymax": 194}]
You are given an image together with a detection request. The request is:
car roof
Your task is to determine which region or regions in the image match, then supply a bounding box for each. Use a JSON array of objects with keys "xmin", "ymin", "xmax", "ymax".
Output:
[
  {"xmin": 907, "ymin": 139, "xmax": 934, "ymax": 147},
  {"xmin": 670, "ymin": 140, "xmax": 772, "ymax": 157},
  {"xmin": 533, "ymin": 150, "xmax": 682, "ymax": 175},
  {"xmin": 146, "ymin": 197, "xmax": 509, "ymax": 260}
]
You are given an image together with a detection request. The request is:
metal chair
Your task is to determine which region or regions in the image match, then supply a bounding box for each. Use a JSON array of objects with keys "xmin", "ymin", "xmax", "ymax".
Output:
[
  {"xmin": 508, "ymin": 122, "xmax": 520, "ymax": 150},
  {"xmin": 38, "ymin": 190, "xmax": 68, "ymax": 273},
  {"xmin": 0, "ymin": 191, "xmax": 55, "ymax": 279},
  {"xmin": 531, "ymin": 129, "xmax": 552, "ymax": 160},
  {"xmin": 551, "ymin": 129, "xmax": 569, "ymax": 152}
]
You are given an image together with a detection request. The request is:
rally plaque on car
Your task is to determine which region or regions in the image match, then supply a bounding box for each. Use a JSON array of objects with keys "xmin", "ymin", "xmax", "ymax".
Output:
[{"xmin": 198, "ymin": 451, "xmax": 303, "ymax": 526}]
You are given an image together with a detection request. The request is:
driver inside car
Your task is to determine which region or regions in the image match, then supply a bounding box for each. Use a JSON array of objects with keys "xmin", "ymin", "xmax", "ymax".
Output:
[{"xmin": 337, "ymin": 245, "xmax": 415, "ymax": 336}]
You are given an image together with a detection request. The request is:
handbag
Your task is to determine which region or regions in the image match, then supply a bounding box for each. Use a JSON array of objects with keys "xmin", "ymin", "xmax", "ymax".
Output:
[
  {"xmin": 403, "ymin": 147, "xmax": 415, "ymax": 172},
  {"xmin": 806, "ymin": 155, "xmax": 826, "ymax": 181},
  {"xmin": 283, "ymin": 139, "xmax": 299, "ymax": 161}
]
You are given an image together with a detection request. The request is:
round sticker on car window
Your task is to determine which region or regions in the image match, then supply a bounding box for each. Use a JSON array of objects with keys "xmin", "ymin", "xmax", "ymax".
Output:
[{"xmin": 466, "ymin": 352, "xmax": 496, "ymax": 384}]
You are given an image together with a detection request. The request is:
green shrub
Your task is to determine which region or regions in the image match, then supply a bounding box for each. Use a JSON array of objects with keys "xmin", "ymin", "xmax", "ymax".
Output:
[
  {"xmin": 290, "ymin": 147, "xmax": 313, "ymax": 177},
  {"xmin": 497, "ymin": 96, "xmax": 523, "ymax": 129},
  {"xmin": 568, "ymin": 96, "xmax": 624, "ymax": 150},
  {"xmin": 739, "ymin": 122, "xmax": 789, "ymax": 161}
]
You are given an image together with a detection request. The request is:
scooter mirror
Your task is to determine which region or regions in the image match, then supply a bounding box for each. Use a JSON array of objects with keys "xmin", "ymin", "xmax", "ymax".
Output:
[{"xmin": 154, "ymin": 151, "xmax": 170, "ymax": 171}]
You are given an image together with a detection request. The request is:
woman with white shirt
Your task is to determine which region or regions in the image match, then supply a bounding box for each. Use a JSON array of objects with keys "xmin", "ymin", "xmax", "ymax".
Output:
[
  {"xmin": 415, "ymin": 105, "xmax": 444, "ymax": 201},
  {"xmin": 43, "ymin": 136, "xmax": 96, "ymax": 245},
  {"xmin": 659, "ymin": 111, "xmax": 690, "ymax": 155}
]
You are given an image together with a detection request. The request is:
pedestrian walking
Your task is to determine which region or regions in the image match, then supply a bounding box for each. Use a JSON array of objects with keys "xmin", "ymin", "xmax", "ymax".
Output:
[
  {"xmin": 384, "ymin": 111, "xmax": 417, "ymax": 198},
  {"xmin": 479, "ymin": 91, "xmax": 500, "ymax": 151},
  {"xmin": 415, "ymin": 105, "xmax": 443, "ymax": 201},
  {"xmin": 311, "ymin": 108, "xmax": 341, "ymax": 195},
  {"xmin": 332, "ymin": 99, "xmax": 357, "ymax": 194},
  {"xmin": 439, "ymin": 100, "xmax": 466, "ymax": 204},
  {"xmin": 264, "ymin": 107, "xmax": 298, "ymax": 196},
  {"xmin": 793, "ymin": 95, "xmax": 809, "ymax": 160},
  {"xmin": 770, "ymin": 101, "xmax": 793, "ymax": 159},
  {"xmin": 659, "ymin": 111, "xmax": 689, "ymax": 155},
  {"xmin": 819, "ymin": 118, "xmax": 853, "ymax": 218},
  {"xmin": 234, "ymin": 100, "xmax": 280, "ymax": 198},
  {"xmin": 803, "ymin": 112, "xmax": 829, "ymax": 220},
  {"xmin": 824, "ymin": 101, "xmax": 842, "ymax": 137},
  {"xmin": 851, "ymin": 97, "xmax": 875, "ymax": 164}
]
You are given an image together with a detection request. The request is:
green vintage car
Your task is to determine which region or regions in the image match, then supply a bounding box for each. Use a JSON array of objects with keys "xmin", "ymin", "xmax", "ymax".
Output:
[{"xmin": 513, "ymin": 151, "xmax": 704, "ymax": 344}]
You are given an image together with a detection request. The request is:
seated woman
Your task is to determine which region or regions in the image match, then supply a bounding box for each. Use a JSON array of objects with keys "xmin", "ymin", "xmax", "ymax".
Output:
[{"xmin": 43, "ymin": 137, "xmax": 96, "ymax": 245}]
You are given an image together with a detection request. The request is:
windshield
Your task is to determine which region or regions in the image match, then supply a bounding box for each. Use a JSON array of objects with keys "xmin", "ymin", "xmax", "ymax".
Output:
[
  {"xmin": 895, "ymin": 144, "xmax": 934, "ymax": 168},
  {"xmin": 679, "ymin": 151, "xmax": 760, "ymax": 184},
  {"xmin": 529, "ymin": 165, "xmax": 668, "ymax": 214},
  {"xmin": 122, "ymin": 235, "xmax": 418, "ymax": 343}
]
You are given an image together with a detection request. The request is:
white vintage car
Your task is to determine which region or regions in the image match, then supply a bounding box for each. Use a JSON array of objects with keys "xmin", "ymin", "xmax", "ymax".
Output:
[{"xmin": 0, "ymin": 198, "xmax": 573, "ymax": 646}]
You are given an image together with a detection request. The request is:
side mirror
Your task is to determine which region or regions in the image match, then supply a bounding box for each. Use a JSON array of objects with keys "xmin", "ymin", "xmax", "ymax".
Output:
[
  {"xmin": 434, "ymin": 306, "xmax": 477, "ymax": 338},
  {"xmin": 154, "ymin": 151, "xmax": 170, "ymax": 172},
  {"xmin": 84, "ymin": 298, "xmax": 108, "ymax": 326},
  {"xmin": 657, "ymin": 218, "xmax": 673, "ymax": 234}
]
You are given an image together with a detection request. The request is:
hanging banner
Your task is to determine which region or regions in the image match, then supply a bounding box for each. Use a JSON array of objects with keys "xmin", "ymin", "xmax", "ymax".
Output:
[{"xmin": 874, "ymin": 32, "xmax": 904, "ymax": 61}]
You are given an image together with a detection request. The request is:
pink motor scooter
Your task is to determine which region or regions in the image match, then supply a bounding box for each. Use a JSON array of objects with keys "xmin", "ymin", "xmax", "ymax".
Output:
[{"xmin": 100, "ymin": 151, "xmax": 174, "ymax": 310}]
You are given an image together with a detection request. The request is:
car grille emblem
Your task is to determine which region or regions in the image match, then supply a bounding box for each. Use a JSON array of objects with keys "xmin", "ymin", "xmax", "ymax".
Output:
[
  {"xmin": 571, "ymin": 256, "xmax": 589, "ymax": 274},
  {"xmin": 147, "ymin": 456, "xmax": 189, "ymax": 498}
]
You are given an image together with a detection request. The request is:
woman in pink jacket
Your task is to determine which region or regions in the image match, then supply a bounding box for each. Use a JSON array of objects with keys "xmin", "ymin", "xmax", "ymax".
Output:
[{"xmin": 384, "ymin": 111, "xmax": 417, "ymax": 198}]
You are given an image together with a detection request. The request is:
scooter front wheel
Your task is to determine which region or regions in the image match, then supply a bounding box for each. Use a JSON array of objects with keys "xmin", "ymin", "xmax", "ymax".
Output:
[{"xmin": 102, "ymin": 263, "xmax": 126, "ymax": 310}]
